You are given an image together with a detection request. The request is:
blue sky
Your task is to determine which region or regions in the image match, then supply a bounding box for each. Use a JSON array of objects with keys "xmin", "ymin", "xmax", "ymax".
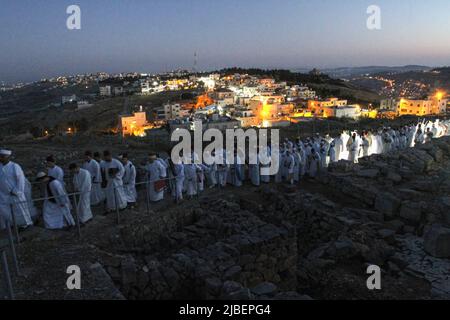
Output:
[{"xmin": 1, "ymin": 0, "xmax": 450, "ymax": 82}]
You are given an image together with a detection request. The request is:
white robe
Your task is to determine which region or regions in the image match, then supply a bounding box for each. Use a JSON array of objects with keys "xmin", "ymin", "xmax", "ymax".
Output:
[
  {"xmin": 320, "ymin": 147, "xmax": 328, "ymax": 169},
  {"xmin": 292, "ymin": 151, "xmax": 301, "ymax": 182},
  {"xmin": 206, "ymin": 164, "xmax": 217, "ymax": 187},
  {"xmin": 228, "ymin": 156, "xmax": 244, "ymax": 187},
  {"xmin": 146, "ymin": 161, "xmax": 166, "ymax": 202},
  {"xmin": 197, "ymin": 164, "xmax": 207, "ymax": 192},
  {"xmin": 362, "ymin": 138, "xmax": 370, "ymax": 157},
  {"xmin": 43, "ymin": 179, "xmax": 75, "ymax": 229},
  {"xmin": 282, "ymin": 153, "xmax": 295, "ymax": 183},
  {"xmin": 48, "ymin": 165, "xmax": 65, "ymax": 184},
  {"xmin": 103, "ymin": 159, "xmax": 127, "ymax": 211},
  {"xmin": 0, "ymin": 161, "xmax": 33, "ymax": 228},
  {"xmin": 274, "ymin": 151, "xmax": 284, "ymax": 183},
  {"xmin": 329, "ymin": 142, "xmax": 337, "ymax": 163},
  {"xmin": 168, "ymin": 162, "xmax": 184, "ymax": 201},
  {"xmin": 25, "ymin": 178, "xmax": 37, "ymax": 219},
  {"xmin": 260, "ymin": 147, "xmax": 271, "ymax": 183},
  {"xmin": 184, "ymin": 164, "xmax": 199, "ymax": 196},
  {"xmin": 308, "ymin": 152, "xmax": 321, "ymax": 178},
  {"xmin": 73, "ymin": 169, "xmax": 93, "ymax": 224},
  {"xmin": 82, "ymin": 159, "xmax": 105, "ymax": 205},
  {"xmin": 217, "ymin": 150, "xmax": 229, "ymax": 187},
  {"xmin": 249, "ymin": 159, "xmax": 260, "ymax": 186},
  {"xmin": 123, "ymin": 161, "xmax": 137, "ymax": 204}
]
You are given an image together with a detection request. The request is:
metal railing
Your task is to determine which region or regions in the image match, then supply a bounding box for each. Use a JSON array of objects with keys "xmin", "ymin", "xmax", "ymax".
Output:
[{"xmin": 0, "ymin": 219, "xmax": 20, "ymax": 300}]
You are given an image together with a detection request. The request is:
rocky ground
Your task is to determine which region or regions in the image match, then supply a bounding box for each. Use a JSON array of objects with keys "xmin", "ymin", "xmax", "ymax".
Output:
[{"xmin": 2, "ymin": 137, "xmax": 450, "ymax": 300}]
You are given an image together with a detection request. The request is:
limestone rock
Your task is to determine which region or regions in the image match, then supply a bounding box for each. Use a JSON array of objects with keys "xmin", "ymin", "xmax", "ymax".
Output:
[
  {"xmin": 424, "ymin": 224, "xmax": 450, "ymax": 258},
  {"xmin": 357, "ymin": 169, "xmax": 379, "ymax": 178},
  {"xmin": 375, "ymin": 193, "xmax": 401, "ymax": 218},
  {"xmin": 251, "ymin": 282, "xmax": 278, "ymax": 296},
  {"xmin": 399, "ymin": 201, "xmax": 422, "ymax": 225}
]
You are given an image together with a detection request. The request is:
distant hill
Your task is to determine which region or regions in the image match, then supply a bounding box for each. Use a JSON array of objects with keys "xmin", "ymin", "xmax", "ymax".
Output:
[{"xmin": 293, "ymin": 65, "xmax": 431, "ymax": 79}]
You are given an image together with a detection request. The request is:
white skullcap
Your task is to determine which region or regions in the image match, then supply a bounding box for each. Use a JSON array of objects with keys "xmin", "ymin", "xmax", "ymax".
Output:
[
  {"xmin": 36, "ymin": 172, "xmax": 47, "ymax": 179},
  {"xmin": 0, "ymin": 149, "xmax": 12, "ymax": 156}
]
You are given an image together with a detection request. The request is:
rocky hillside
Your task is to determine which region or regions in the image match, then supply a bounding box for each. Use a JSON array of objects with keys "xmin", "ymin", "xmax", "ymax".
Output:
[{"xmin": 3, "ymin": 137, "xmax": 450, "ymax": 300}]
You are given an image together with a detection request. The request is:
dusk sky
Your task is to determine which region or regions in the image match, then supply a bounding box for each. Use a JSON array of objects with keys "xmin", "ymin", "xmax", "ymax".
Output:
[{"xmin": 1, "ymin": 0, "xmax": 450, "ymax": 82}]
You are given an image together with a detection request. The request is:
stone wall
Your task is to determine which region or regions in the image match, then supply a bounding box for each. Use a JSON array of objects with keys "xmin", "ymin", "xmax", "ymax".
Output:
[{"xmin": 101, "ymin": 198, "xmax": 298, "ymax": 300}]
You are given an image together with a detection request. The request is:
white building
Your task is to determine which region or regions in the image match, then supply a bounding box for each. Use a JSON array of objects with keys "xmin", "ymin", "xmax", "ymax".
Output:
[
  {"xmin": 62, "ymin": 94, "xmax": 77, "ymax": 104},
  {"xmin": 141, "ymin": 81, "xmax": 152, "ymax": 95},
  {"xmin": 334, "ymin": 105, "xmax": 361, "ymax": 119},
  {"xmin": 99, "ymin": 85, "xmax": 112, "ymax": 97},
  {"xmin": 77, "ymin": 100, "xmax": 93, "ymax": 110}
]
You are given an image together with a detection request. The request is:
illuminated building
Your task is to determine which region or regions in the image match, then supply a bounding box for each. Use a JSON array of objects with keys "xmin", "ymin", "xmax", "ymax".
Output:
[
  {"xmin": 381, "ymin": 92, "xmax": 447, "ymax": 116},
  {"xmin": 398, "ymin": 99, "xmax": 432, "ymax": 116},
  {"xmin": 119, "ymin": 111, "xmax": 149, "ymax": 137},
  {"xmin": 307, "ymin": 98, "xmax": 348, "ymax": 116},
  {"xmin": 430, "ymin": 91, "xmax": 447, "ymax": 114}
]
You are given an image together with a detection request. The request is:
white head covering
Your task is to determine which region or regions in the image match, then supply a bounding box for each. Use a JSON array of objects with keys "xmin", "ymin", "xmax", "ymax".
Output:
[
  {"xmin": 36, "ymin": 172, "xmax": 47, "ymax": 179},
  {"xmin": 0, "ymin": 149, "xmax": 12, "ymax": 156}
]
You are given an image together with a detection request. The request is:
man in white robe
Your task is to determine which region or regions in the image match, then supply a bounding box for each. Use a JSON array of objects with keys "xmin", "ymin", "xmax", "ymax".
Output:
[
  {"xmin": 46, "ymin": 156, "xmax": 65, "ymax": 185},
  {"xmin": 283, "ymin": 149, "xmax": 295, "ymax": 184},
  {"xmin": 248, "ymin": 160, "xmax": 260, "ymax": 187},
  {"xmin": 217, "ymin": 149, "xmax": 229, "ymax": 187},
  {"xmin": 329, "ymin": 140, "xmax": 337, "ymax": 164},
  {"xmin": 196, "ymin": 163, "xmax": 207, "ymax": 192},
  {"xmin": 25, "ymin": 177, "xmax": 38, "ymax": 221},
  {"xmin": 204, "ymin": 151, "xmax": 218, "ymax": 188},
  {"xmin": 259, "ymin": 145, "xmax": 271, "ymax": 183},
  {"xmin": 308, "ymin": 148, "xmax": 321, "ymax": 178},
  {"xmin": 69, "ymin": 163, "xmax": 93, "ymax": 224},
  {"xmin": 248, "ymin": 145, "xmax": 260, "ymax": 186},
  {"xmin": 167, "ymin": 157, "xmax": 185, "ymax": 202},
  {"xmin": 184, "ymin": 162, "xmax": 199, "ymax": 197},
  {"xmin": 293, "ymin": 148, "xmax": 302, "ymax": 183},
  {"xmin": 120, "ymin": 154, "xmax": 137, "ymax": 208},
  {"xmin": 102, "ymin": 151, "xmax": 127, "ymax": 212},
  {"xmin": 415, "ymin": 128, "xmax": 425, "ymax": 145},
  {"xmin": 319, "ymin": 141, "xmax": 328, "ymax": 169},
  {"xmin": 0, "ymin": 150, "xmax": 33, "ymax": 229},
  {"xmin": 146, "ymin": 153, "xmax": 167, "ymax": 202},
  {"xmin": 361, "ymin": 135, "xmax": 370, "ymax": 157},
  {"xmin": 274, "ymin": 147, "xmax": 285, "ymax": 183},
  {"xmin": 82, "ymin": 151, "xmax": 105, "ymax": 205},
  {"xmin": 36, "ymin": 172, "xmax": 75, "ymax": 230},
  {"xmin": 228, "ymin": 152, "xmax": 244, "ymax": 187}
]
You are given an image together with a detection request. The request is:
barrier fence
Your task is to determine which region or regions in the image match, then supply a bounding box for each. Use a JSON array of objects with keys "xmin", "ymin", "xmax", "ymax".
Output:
[{"xmin": 0, "ymin": 174, "xmax": 197, "ymax": 300}]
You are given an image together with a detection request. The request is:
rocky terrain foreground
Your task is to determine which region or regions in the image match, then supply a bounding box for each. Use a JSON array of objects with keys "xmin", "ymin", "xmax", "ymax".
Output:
[{"xmin": 2, "ymin": 137, "xmax": 450, "ymax": 300}]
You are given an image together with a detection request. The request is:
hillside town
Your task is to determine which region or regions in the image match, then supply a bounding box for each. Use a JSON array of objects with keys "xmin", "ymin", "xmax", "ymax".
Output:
[{"xmin": 115, "ymin": 71, "xmax": 448, "ymax": 138}]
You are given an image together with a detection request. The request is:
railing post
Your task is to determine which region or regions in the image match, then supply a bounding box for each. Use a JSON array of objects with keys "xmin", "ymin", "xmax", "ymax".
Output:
[
  {"xmin": 145, "ymin": 181, "xmax": 151, "ymax": 214},
  {"xmin": 1, "ymin": 250, "xmax": 14, "ymax": 300},
  {"xmin": 9, "ymin": 203, "xmax": 20, "ymax": 245},
  {"xmin": 114, "ymin": 187, "xmax": 120, "ymax": 225},
  {"xmin": 72, "ymin": 193, "xmax": 82, "ymax": 239},
  {"xmin": 5, "ymin": 220, "xmax": 20, "ymax": 276}
]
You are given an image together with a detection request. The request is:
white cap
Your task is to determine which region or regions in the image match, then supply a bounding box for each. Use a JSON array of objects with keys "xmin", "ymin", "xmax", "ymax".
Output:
[
  {"xmin": 0, "ymin": 149, "xmax": 12, "ymax": 156},
  {"xmin": 36, "ymin": 172, "xmax": 47, "ymax": 179}
]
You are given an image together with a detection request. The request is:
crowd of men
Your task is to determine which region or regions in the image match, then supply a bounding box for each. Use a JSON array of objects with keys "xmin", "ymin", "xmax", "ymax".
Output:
[{"xmin": 0, "ymin": 118, "xmax": 449, "ymax": 231}]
